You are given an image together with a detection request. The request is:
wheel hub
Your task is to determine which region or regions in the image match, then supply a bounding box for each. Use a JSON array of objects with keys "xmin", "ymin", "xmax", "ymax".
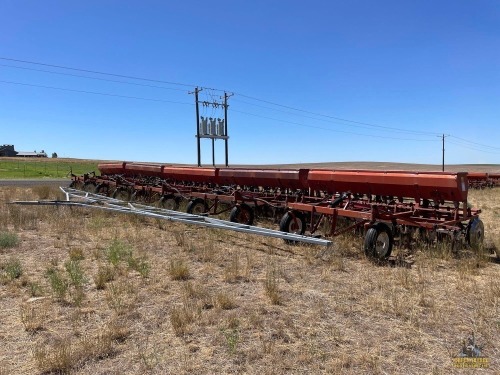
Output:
[{"xmin": 375, "ymin": 232, "xmax": 390, "ymax": 258}]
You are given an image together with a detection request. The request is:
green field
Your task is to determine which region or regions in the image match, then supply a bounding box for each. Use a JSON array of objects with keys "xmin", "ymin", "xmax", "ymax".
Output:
[{"xmin": 0, "ymin": 158, "xmax": 99, "ymax": 179}]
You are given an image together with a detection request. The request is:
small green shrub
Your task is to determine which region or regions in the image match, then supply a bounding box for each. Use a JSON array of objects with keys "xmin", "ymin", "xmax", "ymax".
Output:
[
  {"xmin": 128, "ymin": 256, "xmax": 150, "ymax": 278},
  {"xmin": 0, "ymin": 232, "xmax": 19, "ymax": 248},
  {"xmin": 63, "ymin": 260, "xmax": 87, "ymax": 306},
  {"xmin": 27, "ymin": 281, "xmax": 44, "ymax": 297},
  {"xmin": 64, "ymin": 260, "xmax": 86, "ymax": 288},
  {"xmin": 221, "ymin": 327, "xmax": 239, "ymax": 354},
  {"xmin": 1, "ymin": 257, "xmax": 23, "ymax": 282},
  {"xmin": 106, "ymin": 239, "xmax": 133, "ymax": 267},
  {"xmin": 45, "ymin": 266, "xmax": 68, "ymax": 300},
  {"xmin": 105, "ymin": 239, "xmax": 149, "ymax": 278}
]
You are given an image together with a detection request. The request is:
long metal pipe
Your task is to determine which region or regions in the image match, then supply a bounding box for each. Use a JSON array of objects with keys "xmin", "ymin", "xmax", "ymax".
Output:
[{"xmin": 12, "ymin": 187, "xmax": 332, "ymax": 247}]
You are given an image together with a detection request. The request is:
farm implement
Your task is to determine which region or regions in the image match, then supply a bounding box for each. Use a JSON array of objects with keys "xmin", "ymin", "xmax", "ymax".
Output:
[
  {"xmin": 282, "ymin": 170, "xmax": 481, "ymax": 259},
  {"xmin": 65, "ymin": 162, "xmax": 484, "ymax": 260},
  {"xmin": 467, "ymin": 172, "xmax": 500, "ymax": 189}
]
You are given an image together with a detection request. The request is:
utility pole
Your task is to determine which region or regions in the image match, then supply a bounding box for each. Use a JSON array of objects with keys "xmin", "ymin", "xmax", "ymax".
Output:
[
  {"xmin": 191, "ymin": 89, "xmax": 231, "ymax": 167},
  {"xmin": 224, "ymin": 92, "xmax": 232, "ymax": 167},
  {"xmin": 442, "ymin": 134, "xmax": 445, "ymax": 172},
  {"xmin": 440, "ymin": 134, "xmax": 449, "ymax": 172},
  {"xmin": 193, "ymin": 87, "xmax": 202, "ymax": 167},
  {"xmin": 212, "ymin": 136, "xmax": 215, "ymax": 167}
]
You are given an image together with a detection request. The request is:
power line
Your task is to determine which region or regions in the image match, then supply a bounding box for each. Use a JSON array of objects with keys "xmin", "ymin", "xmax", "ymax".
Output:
[
  {"xmin": 1, "ymin": 56, "xmax": 498, "ymax": 153},
  {"xmin": 0, "ymin": 77, "xmax": 438, "ymax": 142},
  {"xmin": 3, "ymin": 77, "xmax": 495, "ymax": 152},
  {"xmin": 0, "ymin": 80, "xmax": 193, "ymax": 106},
  {"xmin": 0, "ymin": 56, "xmax": 440, "ymax": 137},
  {"xmin": 0, "ymin": 63, "xmax": 188, "ymax": 92},
  {"xmin": 0, "ymin": 56, "xmax": 199, "ymax": 89},
  {"xmin": 449, "ymin": 135, "xmax": 500, "ymax": 151},
  {"xmin": 232, "ymin": 97, "xmax": 438, "ymax": 136},
  {"xmin": 447, "ymin": 139, "xmax": 500, "ymax": 154},
  {"xmin": 232, "ymin": 109, "xmax": 440, "ymax": 142},
  {"xmin": 233, "ymin": 93, "xmax": 441, "ymax": 137}
]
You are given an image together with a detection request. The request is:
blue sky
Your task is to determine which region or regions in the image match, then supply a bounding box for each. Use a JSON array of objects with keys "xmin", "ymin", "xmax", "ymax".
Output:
[{"xmin": 1, "ymin": 0, "xmax": 499, "ymax": 165}]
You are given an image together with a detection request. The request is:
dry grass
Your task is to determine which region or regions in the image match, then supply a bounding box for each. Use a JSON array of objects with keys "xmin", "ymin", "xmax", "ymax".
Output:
[{"xmin": 0, "ymin": 185, "xmax": 499, "ymax": 374}]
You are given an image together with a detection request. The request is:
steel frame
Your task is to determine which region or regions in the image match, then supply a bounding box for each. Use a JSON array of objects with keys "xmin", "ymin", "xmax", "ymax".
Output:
[
  {"xmin": 12, "ymin": 187, "xmax": 332, "ymax": 247},
  {"xmin": 69, "ymin": 164, "xmax": 485, "ymax": 258},
  {"xmin": 71, "ymin": 173, "xmax": 303, "ymax": 221},
  {"xmin": 287, "ymin": 194, "xmax": 478, "ymax": 238}
]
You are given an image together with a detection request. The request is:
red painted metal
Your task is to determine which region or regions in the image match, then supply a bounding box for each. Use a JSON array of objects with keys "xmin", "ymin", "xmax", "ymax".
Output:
[
  {"xmin": 98, "ymin": 162, "xmax": 127, "ymax": 175},
  {"xmin": 217, "ymin": 168, "xmax": 308, "ymax": 189},
  {"xmin": 95, "ymin": 165, "xmax": 477, "ymax": 203},
  {"xmin": 124, "ymin": 163, "xmax": 163, "ymax": 177},
  {"xmin": 490, "ymin": 173, "xmax": 500, "ymax": 186},
  {"xmin": 467, "ymin": 172, "xmax": 488, "ymax": 180},
  {"xmin": 467, "ymin": 172, "xmax": 497, "ymax": 188},
  {"xmin": 307, "ymin": 170, "xmax": 468, "ymax": 202},
  {"xmin": 161, "ymin": 167, "xmax": 217, "ymax": 184}
]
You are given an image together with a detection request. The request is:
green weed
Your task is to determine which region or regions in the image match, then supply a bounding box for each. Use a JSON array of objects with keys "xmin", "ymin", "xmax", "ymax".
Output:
[
  {"xmin": 45, "ymin": 266, "xmax": 69, "ymax": 301},
  {"xmin": 0, "ymin": 231, "xmax": 19, "ymax": 248},
  {"xmin": 221, "ymin": 320, "xmax": 240, "ymax": 354},
  {"xmin": 128, "ymin": 255, "xmax": 150, "ymax": 278},
  {"xmin": 106, "ymin": 239, "xmax": 133, "ymax": 267},
  {"xmin": 65, "ymin": 260, "xmax": 86, "ymax": 288},
  {"xmin": 27, "ymin": 281, "xmax": 44, "ymax": 297},
  {"xmin": 1, "ymin": 257, "xmax": 23, "ymax": 282}
]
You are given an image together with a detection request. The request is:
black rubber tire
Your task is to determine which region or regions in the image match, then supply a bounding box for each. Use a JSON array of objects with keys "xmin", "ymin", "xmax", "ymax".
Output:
[
  {"xmin": 279, "ymin": 211, "xmax": 306, "ymax": 244},
  {"xmin": 364, "ymin": 223, "xmax": 393, "ymax": 259},
  {"xmin": 112, "ymin": 188, "xmax": 131, "ymax": 201},
  {"xmin": 466, "ymin": 218, "xmax": 484, "ymax": 250},
  {"xmin": 69, "ymin": 180, "xmax": 84, "ymax": 190},
  {"xmin": 160, "ymin": 195, "xmax": 180, "ymax": 211},
  {"xmin": 229, "ymin": 203, "xmax": 255, "ymax": 225},
  {"xmin": 83, "ymin": 182, "xmax": 98, "ymax": 193},
  {"xmin": 130, "ymin": 190, "xmax": 143, "ymax": 202},
  {"xmin": 186, "ymin": 198, "xmax": 208, "ymax": 215},
  {"xmin": 95, "ymin": 183, "xmax": 109, "ymax": 196}
]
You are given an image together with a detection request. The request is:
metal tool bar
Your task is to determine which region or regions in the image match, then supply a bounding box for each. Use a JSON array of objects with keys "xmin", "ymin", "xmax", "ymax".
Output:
[{"xmin": 12, "ymin": 187, "xmax": 332, "ymax": 247}]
